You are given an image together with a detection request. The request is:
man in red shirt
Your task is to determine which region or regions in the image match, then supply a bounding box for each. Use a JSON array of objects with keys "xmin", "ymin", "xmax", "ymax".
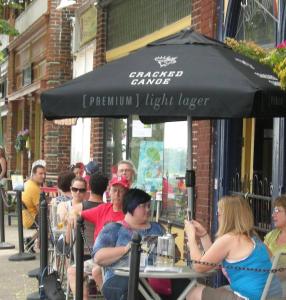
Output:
[{"xmin": 80, "ymin": 175, "xmax": 130, "ymax": 241}]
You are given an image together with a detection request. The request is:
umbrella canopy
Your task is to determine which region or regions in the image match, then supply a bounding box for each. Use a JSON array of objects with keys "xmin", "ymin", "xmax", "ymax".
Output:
[
  {"xmin": 41, "ymin": 29, "xmax": 286, "ymax": 121},
  {"xmin": 41, "ymin": 29, "xmax": 286, "ymax": 220}
]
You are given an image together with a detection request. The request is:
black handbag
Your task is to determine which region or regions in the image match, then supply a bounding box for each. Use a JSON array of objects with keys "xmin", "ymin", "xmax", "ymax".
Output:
[{"xmin": 42, "ymin": 271, "xmax": 65, "ymax": 300}]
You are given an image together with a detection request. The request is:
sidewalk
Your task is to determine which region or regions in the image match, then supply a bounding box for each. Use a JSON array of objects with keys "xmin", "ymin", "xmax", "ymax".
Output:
[{"xmin": 0, "ymin": 217, "xmax": 39, "ymax": 300}]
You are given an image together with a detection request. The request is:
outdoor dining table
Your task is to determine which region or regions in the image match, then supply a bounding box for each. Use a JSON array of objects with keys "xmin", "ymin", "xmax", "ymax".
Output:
[{"xmin": 114, "ymin": 265, "xmax": 215, "ymax": 300}]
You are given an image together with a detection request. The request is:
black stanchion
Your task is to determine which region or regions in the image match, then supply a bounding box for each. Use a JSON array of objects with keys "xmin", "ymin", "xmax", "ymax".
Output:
[
  {"xmin": 127, "ymin": 232, "xmax": 142, "ymax": 300},
  {"xmin": 0, "ymin": 188, "xmax": 15, "ymax": 250},
  {"xmin": 9, "ymin": 191, "xmax": 35, "ymax": 261},
  {"xmin": 27, "ymin": 194, "xmax": 48, "ymax": 300},
  {"xmin": 75, "ymin": 217, "xmax": 84, "ymax": 300}
]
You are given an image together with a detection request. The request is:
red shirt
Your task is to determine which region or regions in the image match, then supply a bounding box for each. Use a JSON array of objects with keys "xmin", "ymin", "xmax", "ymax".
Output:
[{"xmin": 81, "ymin": 203, "xmax": 124, "ymax": 242}]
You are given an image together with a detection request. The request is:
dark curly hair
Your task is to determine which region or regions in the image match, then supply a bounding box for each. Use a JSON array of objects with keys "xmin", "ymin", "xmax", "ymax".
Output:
[{"xmin": 57, "ymin": 171, "xmax": 76, "ymax": 192}]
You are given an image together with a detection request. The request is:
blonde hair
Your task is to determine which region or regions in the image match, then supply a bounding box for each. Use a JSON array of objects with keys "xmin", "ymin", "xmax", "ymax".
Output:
[
  {"xmin": 216, "ymin": 195, "xmax": 255, "ymax": 238},
  {"xmin": 274, "ymin": 195, "xmax": 286, "ymax": 211}
]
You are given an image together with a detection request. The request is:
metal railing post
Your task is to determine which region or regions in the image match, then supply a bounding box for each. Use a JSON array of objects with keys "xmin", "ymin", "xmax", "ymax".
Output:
[
  {"xmin": 75, "ymin": 217, "xmax": 84, "ymax": 300},
  {"xmin": 0, "ymin": 188, "xmax": 15, "ymax": 249},
  {"xmin": 9, "ymin": 191, "xmax": 35, "ymax": 261},
  {"xmin": 127, "ymin": 232, "xmax": 141, "ymax": 300}
]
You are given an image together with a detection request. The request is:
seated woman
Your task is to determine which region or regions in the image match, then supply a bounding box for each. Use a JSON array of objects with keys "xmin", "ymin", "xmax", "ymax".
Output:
[
  {"xmin": 185, "ymin": 195, "xmax": 282, "ymax": 300},
  {"xmin": 264, "ymin": 195, "xmax": 286, "ymax": 257},
  {"xmin": 93, "ymin": 188, "xmax": 165, "ymax": 300},
  {"xmin": 55, "ymin": 177, "xmax": 87, "ymax": 254}
]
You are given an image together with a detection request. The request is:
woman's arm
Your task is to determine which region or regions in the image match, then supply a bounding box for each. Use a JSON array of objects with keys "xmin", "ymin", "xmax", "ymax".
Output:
[
  {"xmin": 185, "ymin": 220, "xmax": 230, "ymax": 273},
  {"xmin": 189, "ymin": 235, "xmax": 231, "ymax": 272},
  {"xmin": 0, "ymin": 158, "xmax": 6, "ymax": 179},
  {"xmin": 94, "ymin": 245, "xmax": 130, "ymax": 266},
  {"xmin": 200, "ymin": 233, "xmax": 212, "ymax": 251}
]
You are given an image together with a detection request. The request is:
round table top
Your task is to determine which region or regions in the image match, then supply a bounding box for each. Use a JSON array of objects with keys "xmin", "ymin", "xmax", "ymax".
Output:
[{"xmin": 114, "ymin": 266, "xmax": 215, "ymax": 279}]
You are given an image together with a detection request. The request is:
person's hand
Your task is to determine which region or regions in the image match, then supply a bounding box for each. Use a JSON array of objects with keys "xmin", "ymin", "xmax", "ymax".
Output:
[
  {"xmin": 68, "ymin": 211, "xmax": 78, "ymax": 228},
  {"xmin": 190, "ymin": 220, "xmax": 208, "ymax": 238},
  {"xmin": 184, "ymin": 220, "xmax": 196, "ymax": 242}
]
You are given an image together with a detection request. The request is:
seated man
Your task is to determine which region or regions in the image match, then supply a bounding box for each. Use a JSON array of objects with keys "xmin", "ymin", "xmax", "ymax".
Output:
[
  {"xmin": 93, "ymin": 188, "xmax": 165, "ymax": 300},
  {"xmin": 22, "ymin": 164, "xmax": 46, "ymax": 229}
]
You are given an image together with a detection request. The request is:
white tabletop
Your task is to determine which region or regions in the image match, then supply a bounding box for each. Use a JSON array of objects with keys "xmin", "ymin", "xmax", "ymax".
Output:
[{"xmin": 114, "ymin": 265, "xmax": 215, "ymax": 279}]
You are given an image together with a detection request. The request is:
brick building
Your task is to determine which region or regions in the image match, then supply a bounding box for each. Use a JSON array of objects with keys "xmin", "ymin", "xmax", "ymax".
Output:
[
  {"xmin": 5, "ymin": 0, "xmax": 75, "ymax": 179},
  {"xmin": 5, "ymin": 0, "xmax": 285, "ymax": 249},
  {"xmin": 3, "ymin": 0, "xmax": 219, "ymax": 242}
]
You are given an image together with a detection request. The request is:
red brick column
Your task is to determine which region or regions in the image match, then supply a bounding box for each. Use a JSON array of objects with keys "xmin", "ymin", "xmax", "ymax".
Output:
[
  {"xmin": 191, "ymin": 0, "xmax": 217, "ymax": 230},
  {"xmin": 43, "ymin": 0, "xmax": 74, "ymax": 177},
  {"xmin": 43, "ymin": 120, "xmax": 71, "ymax": 174},
  {"xmin": 90, "ymin": 7, "xmax": 107, "ymax": 173}
]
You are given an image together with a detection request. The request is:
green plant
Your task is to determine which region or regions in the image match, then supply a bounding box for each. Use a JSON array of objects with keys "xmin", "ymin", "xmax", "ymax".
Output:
[
  {"xmin": 15, "ymin": 129, "xmax": 29, "ymax": 152},
  {"xmin": 225, "ymin": 38, "xmax": 286, "ymax": 90}
]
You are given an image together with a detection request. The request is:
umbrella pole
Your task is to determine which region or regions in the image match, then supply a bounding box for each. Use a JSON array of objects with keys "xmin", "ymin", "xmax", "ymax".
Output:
[{"xmin": 186, "ymin": 115, "xmax": 195, "ymax": 220}]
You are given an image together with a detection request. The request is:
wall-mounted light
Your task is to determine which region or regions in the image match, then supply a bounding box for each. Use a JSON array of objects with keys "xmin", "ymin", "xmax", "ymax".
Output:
[{"xmin": 56, "ymin": 0, "xmax": 76, "ymax": 10}]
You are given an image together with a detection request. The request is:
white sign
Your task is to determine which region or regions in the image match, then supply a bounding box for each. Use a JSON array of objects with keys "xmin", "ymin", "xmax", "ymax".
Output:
[
  {"xmin": 11, "ymin": 175, "xmax": 24, "ymax": 191},
  {"xmin": 132, "ymin": 120, "xmax": 152, "ymax": 137}
]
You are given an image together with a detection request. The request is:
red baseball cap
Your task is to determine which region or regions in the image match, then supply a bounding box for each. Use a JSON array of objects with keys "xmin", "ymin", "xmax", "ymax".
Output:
[{"xmin": 109, "ymin": 176, "xmax": 130, "ymax": 189}]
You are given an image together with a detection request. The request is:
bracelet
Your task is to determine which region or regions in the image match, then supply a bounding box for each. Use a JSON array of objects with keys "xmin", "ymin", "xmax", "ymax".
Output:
[{"xmin": 200, "ymin": 232, "xmax": 208, "ymax": 238}]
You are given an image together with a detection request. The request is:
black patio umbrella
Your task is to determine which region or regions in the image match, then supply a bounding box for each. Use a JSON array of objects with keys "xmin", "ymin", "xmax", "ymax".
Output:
[{"xmin": 41, "ymin": 29, "xmax": 286, "ymax": 218}]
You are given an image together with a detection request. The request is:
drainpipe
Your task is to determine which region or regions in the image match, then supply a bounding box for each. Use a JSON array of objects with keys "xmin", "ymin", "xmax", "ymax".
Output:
[
  {"xmin": 272, "ymin": 0, "xmax": 285, "ymax": 200},
  {"xmin": 216, "ymin": 0, "xmax": 224, "ymax": 40},
  {"xmin": 213, "ymin": 0, "xmax": 225, "ymax": 238}
]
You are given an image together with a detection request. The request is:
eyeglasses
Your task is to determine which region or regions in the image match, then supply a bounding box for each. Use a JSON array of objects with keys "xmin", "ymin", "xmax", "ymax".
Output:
[
  {"xmin": 71, "ymin": 187, "xmax": 86, "ymax": 193},
  {"xmin": 118, "ymin": 168, "xmax": 132, "ymax": 173},
  {"xmin": 273, "ymin": 207, "xmax": 285, "ymax": 214},
  {"xmin": 138, "ymin": 203, "xmax": 151, "ymax": 210}
]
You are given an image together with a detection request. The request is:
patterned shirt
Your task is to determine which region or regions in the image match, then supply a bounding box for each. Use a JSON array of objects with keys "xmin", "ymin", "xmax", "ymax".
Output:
[{"xmin": 93, "ymin": 221, "xmax": 165, "ymax": 282}]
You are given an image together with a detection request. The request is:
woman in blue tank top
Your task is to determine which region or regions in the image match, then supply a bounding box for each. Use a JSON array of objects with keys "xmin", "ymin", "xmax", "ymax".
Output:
[{"xmin": 184, "ymin": 195, "xmax": 282, "ymax": 300}]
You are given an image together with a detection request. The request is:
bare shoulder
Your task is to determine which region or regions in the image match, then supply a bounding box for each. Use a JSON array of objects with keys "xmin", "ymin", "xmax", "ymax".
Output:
[{"xmin": 215, "ymin": 233, "xmax": 236, "ymax": 244}]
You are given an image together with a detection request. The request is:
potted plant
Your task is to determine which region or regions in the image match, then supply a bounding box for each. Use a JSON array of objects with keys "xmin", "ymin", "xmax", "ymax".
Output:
[{"xmin": 15, "ymin": 129, "xmax": 29, "ymax": 152}]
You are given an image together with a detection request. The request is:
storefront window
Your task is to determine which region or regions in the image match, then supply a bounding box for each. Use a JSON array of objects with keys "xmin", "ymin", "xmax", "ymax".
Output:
[
  {"xmin": 235, "ymin": 1, "xmax": 277, "ymax": 47},
  {"xmin": 130, "ymin": 117, "xmax": 187, "ymax": 224},
  {"xmin": 71, "ymin": 118, "xmax": 91, "ymax": 165}
]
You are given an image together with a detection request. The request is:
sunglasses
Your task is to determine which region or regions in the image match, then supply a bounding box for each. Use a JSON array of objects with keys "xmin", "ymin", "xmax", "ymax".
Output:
[{"xmin": 71, "ymin": 187, "xmax": 86, "ymax": 193}]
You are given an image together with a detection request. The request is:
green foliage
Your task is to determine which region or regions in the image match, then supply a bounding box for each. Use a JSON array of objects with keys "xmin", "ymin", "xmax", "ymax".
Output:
[
  {"xmin": 225, "ymin": 38, "xmax": 267, "ymax": 62},
  {"xmin": 225, "ymin": 38, "xmax": 286, "ymax": 90},
  {"xmin": 0, "ymin": 19, "xmax": 18, "ymax": 36},
  {"xmin": 0, "ymin": 0, "xmax": 22, "ymax": 62}
]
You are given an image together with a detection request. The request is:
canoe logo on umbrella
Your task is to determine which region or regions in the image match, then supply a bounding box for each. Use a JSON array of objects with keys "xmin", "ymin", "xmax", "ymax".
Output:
[{"xmin": 154, "ymin": 56, "xmax": 177, "ymax": 67}]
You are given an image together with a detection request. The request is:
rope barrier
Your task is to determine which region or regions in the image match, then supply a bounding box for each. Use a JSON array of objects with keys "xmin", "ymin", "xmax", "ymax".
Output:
[{"xmin": 141, "ymin": 251, "xmax": 286, "ymax": 274}]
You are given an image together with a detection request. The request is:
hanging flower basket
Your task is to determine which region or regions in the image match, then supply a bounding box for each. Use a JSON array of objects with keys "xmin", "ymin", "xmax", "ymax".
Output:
[
  {"xmin": 225, "ymin": 38, "xmax": 286, "ymax": 90},
  {"xmin": 15, "ymin": 129, "xmax": 29, "ymax": 152}
]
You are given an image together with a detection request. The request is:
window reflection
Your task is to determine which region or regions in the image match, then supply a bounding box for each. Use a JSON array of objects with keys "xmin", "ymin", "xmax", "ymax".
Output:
[
  {"xmin": 235, "ymin": 1, "xmax": 277, "ymax": 47},
  {"xmin": 130, "ymin": 117, "xmax": 188, "ymax": 224}
]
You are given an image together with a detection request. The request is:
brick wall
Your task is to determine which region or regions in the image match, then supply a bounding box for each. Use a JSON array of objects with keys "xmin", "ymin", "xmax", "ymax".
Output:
[
  {"xmin": 191, "ymin": 0, "xmax": 217, "ymax": 231},
  {"xmin": 43, "ymin": 0, "xmax": 75, "ymax": 177},
  {"xmin": 89, "ymin": 6, "xmax": 107, "ymax": 173}
]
